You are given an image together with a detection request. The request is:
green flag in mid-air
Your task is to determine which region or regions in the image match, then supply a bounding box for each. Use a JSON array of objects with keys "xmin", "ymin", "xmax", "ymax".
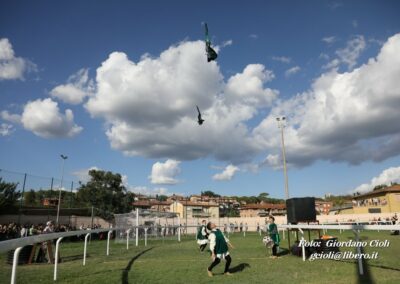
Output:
[{"xmin": 204, "ymin": 23, "xmax": 218, "ymax": 62}]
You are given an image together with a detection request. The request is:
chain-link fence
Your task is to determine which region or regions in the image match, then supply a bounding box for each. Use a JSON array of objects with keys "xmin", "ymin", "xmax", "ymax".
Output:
[{"xmin": 0, "ymin": 168, "xmax": 78, "ymax": 208}]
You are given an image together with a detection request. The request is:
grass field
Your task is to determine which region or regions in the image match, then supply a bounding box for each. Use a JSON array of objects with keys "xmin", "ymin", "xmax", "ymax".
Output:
[{"xmin": 1, "ymin": 230, "xmax": 399, "ymax": 284}]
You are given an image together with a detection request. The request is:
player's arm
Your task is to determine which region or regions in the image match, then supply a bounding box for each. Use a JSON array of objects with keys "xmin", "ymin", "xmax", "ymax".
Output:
[
  {"xmin": 209, "ymin": 233, "xmax": 216, "ymax": 259},
  {"xmin": 223, "ymin": 233, "xmax": 234, "ymax": 249}
]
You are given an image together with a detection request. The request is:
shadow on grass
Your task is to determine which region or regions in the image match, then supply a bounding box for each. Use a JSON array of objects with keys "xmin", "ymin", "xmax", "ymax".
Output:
[
  {"xmin": 333, "ymin": 258, "xmax": 400, "ymax": 273},
  {"xmin": 121, "ymin": 247, "xmax": 155, "ymax": 284},
  {"xmin": 278, "ymin": 248, "xmax": 290, "ymax": 257},
  {"xmin": 61, "ymin": 254, "xmax": 84, "ymax": 262},
  {"xmin": 356, "ymin": 246, "xmax": 375, "ymax": 284},
  {"xmin": 229, "ymin": 263, "xmax": 250, "ymax": 273}
]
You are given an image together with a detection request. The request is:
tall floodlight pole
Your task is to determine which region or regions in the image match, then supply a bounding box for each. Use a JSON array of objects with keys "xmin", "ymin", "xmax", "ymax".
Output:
[
  {"xmin": 56, "ymin": 154, "xmax": 68, "ymax": 225},
  {"xmin": 276, "ymin": 117, "xmax": 289, "ymax": 200}
]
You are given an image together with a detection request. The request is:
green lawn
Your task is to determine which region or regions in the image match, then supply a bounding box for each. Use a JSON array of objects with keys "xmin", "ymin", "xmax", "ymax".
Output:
[{"xmin": 1, "ymin": 230, "xmax": 399, "ymax": 284}]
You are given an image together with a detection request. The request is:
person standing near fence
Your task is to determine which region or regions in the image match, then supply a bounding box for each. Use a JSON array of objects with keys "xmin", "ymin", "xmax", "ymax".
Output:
[
  {"xmin": 197, "ymin": 220, "xmax": 209, "ymax": 252},
  {"xmin": 267, "ymin": 216, "xmax": 280, "ymax": 259},
  {"xmin": 392, "ymin": 213, "xmax": 398, "ymax": 225},
  {"xmin": 207, "ymin": 221, "xmax": 234, "ymax": 277}
]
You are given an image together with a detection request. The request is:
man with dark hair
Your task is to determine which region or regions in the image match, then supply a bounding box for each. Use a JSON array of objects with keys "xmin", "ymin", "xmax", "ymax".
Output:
[
  {"xmin": 392, "ymin": 213, "xmax": 398, "ymax": 225},
  {"xmin": 268, "ymin": 216, "xmax": 280, "ymax": 259},
  {"xmin": 206, "ymin": 222, "xmax": 234, "ymax": 277},
  {"xmin": 197, "ymin": 220, "xmax": 209, "ymax": 252}
]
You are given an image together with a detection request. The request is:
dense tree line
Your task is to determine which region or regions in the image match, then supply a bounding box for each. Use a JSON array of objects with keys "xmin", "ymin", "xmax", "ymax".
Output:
[
  {"xmin": 0, "ymin": 170, "xmax": 135, "ymax": 220},
  {"xmin": 0, "ymin": 178, "xmax": 20, "ymax": 213}
]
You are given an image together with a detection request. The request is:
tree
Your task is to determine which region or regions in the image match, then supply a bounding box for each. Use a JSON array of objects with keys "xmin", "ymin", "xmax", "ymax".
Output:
[
  {"xmin": 373, "ymin": 184, "xmax": 388, "ymax": 191},
  {"xmin": 201, "ymin": 190, "xmax": 220, "ymax": 197},
  {"xmin": 77, "ymin": 170, "xmax": 129, "ymax": 220},
  {"xmin": 258, "ymin": 192, "xmax": 270, "ymax": 202},
  {"xmin": 156, "ymin": 195, "xmax": 168, "ymax": 201},
  {"xmin": 24, "ymin": 189, "xmax": 37, "ymax": 206},
  {"xmin": 0, "ymin": 178, "xmax": 20, "ymax": 212}
]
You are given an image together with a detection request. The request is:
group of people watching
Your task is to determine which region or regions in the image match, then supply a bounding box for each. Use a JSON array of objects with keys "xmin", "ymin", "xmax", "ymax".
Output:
[
  {"xmin": 0, "ymin": 222, "xmax": 73, "ymax": 241},
  {"xmin": 0, "ymin": 222, "xmax": 105, "ymax": 241}
]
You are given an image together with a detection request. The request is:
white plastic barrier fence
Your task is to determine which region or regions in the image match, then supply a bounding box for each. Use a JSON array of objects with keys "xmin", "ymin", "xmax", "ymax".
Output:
[{"xmin": 2, "ymin": 224, "xmax": 203, "ymax": 284}]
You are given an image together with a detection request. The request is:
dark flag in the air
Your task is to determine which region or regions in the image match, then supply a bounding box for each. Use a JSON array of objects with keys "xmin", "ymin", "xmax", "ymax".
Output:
[
  {"xmin": 204, "ymin": 23, "xmax": 218, "ymax": 62},
  {"xmin": 196, "ymin": 105, "xmax": 205, "ymax": 125}
]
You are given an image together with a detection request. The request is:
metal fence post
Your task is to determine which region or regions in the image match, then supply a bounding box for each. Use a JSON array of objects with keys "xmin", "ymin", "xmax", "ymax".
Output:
[
  {"xmin": 54, "ymin": 237, "xmax": 64, "ymax": 281},
  {"xmin": 11, "ymin": 247, "xmax": 22, "ymax": 284},
  {"xmin": 126, "ymin": 229, "xmax": 131, "ymax": 250},
  {"xmin": 107, "ymin": 230, "xmax": 112, "ymax": 256},
  {"xmin": 136, "ymin": 209, "xmax": 139, "ymax": 247},
  {"xmin": 83, "ymin": 233, "xmax": 90, "ymax": 265}
]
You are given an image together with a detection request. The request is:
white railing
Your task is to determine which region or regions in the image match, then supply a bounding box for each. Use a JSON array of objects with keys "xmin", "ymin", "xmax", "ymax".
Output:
[{"xmin": 1, "ymin": 225, "xmax": 186, "ymax": 284}]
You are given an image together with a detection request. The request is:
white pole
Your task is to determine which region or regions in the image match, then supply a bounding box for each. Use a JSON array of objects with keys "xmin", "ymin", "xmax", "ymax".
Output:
[
  {"xmin": 178, "ymin": 217, "xmax": 181, "ymax": 242},
  {"xmin": 11, "ymin": 247, "xmax": 22, "ymax": 284},
  {"xmin": 54, "ymin": 237, "xmax": 64, "ymax": 281},
  {"xmin": 56, "ymin": 155, "xmax": 67, "ymax": 225},
  {"xmin": 126, "ymin": 229, "xmax": 131, "ymax": 250},
  {"xmin": 107, "ymin": 230, "xmax": 112, "ymax": 256},
  {"xmin": 277, "ymin": 117, "xmax": 289, "ymax": 199},
  {"xmin": 144, "ymin": 228, "xmax": 148, "ymax": 247},
  {"xmin": 298, "ymin": 228, "xmax": 306, "ymax": 261},
  {"xmin": 83, "ymin": 233, "xmax": 90, "ymax": 265},
  {"xmin": 136, "ymin": 208, "xmax": 139, "ymax": 247}
]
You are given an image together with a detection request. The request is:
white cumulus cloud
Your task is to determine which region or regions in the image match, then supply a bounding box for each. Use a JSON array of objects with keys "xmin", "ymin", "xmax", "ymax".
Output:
[
  {"xmin": 272, "ymin": 56, "xmax": 291, "ymax": 64},
  {"xmin": 72, "ymin": 166, "xmax": 102, "ymax": 183},
  {"xmin": 50, "ymin": 68, "xmax": 94, "ymax": 104},
  {"xmin": 0, "ymin": 123, "xmax": 14, "ymax": 136},
  {"xmin": 213, "ymin": 164, "xmax": 240, "ymax": 181},
  {"xmin": 352, "ymin": 167, "xmax": 400, "ymax": 194},
  {"xmin": 254, "ymin": 33, "xmax": 400, "ymax": 168},
  {"xmin": 1, "ymin": 110, "xmax": 21, "ymax": 124},
  {"xmin": 149, "ymin": 159, "xmax": 181, "ymax": 185},
  {"xmin": 285, "ymin": 66, "xmax": 301, "ymax": 77},
  {"xmin": 85, "ymin": 40, "xmax": 278, "ymax": 164},
  {"xmin": 0, "ymin": 38, "xmax": 36, "ymax": 80},
  {"xmin": 324, "ymin": 35, "xmax": 366, "ymax": 70},
  {"xmin": 20, "ymin": 98, "xmax": 83, "ymax": 138},
  {"xmin": 322, "ymin": 36, "xmax": 337, "ymax": 44}
]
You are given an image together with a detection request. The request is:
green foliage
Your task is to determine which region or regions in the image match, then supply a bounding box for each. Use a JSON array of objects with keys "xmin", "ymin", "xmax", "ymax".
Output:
[
  {"xmin": 201, "ymin": 190, "xmax": 220, "ymax": 197},
  {"xmin": 233, "ymin": 193, "xmax": 284, "ymax": 205},
  {"xmin": 373, "ymin": 184, "xmax": 388, "ymax": 191},
  {"xmin": 0, "ymin": 178, "xmax": 20, "ymax": 212},
  {"xmin": 24, "ymin": 189, "xmax": 37, "ymax": 206},
  {"xmin": 156, "ymin": 194, "xmax": 168, "ymax": 201},
  {"xmin": 324, "ymin": 194, "xmax": 352, "ymax": 206},
  {"xmin": 77, "ymin": 169, "xmax": 132, "ymax": 220}
]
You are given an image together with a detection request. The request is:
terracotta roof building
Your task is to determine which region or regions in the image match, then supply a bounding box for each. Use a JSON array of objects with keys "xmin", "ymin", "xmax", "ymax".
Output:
[{"xmin": 240, "ymin": 203, "xmax": 286, "ymax": 217}]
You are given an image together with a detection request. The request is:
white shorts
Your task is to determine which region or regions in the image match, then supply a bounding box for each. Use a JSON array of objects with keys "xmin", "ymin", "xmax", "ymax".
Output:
[
  {"xmin": 216, "ymin": 252, "xmax": 230, "ymax": 259},
  {"xmin": 197, "ymin": 239, "xmax": 208, "ymax": 245}
]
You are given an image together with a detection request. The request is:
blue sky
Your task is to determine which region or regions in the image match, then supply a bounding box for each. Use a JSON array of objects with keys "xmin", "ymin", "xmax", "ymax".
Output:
[{"xmin": 1, "ymin": 0, "xmax": 400, "ymax": 199}]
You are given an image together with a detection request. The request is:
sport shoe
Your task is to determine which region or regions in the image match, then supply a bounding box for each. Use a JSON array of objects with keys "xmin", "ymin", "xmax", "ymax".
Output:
[
  {"xmin": 224, "ymin": 272, "xmax": 232, "ymax": 276},
  {"xmin": 207, "ymin": 270, "xmax": 213, "ymax": 277}
]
